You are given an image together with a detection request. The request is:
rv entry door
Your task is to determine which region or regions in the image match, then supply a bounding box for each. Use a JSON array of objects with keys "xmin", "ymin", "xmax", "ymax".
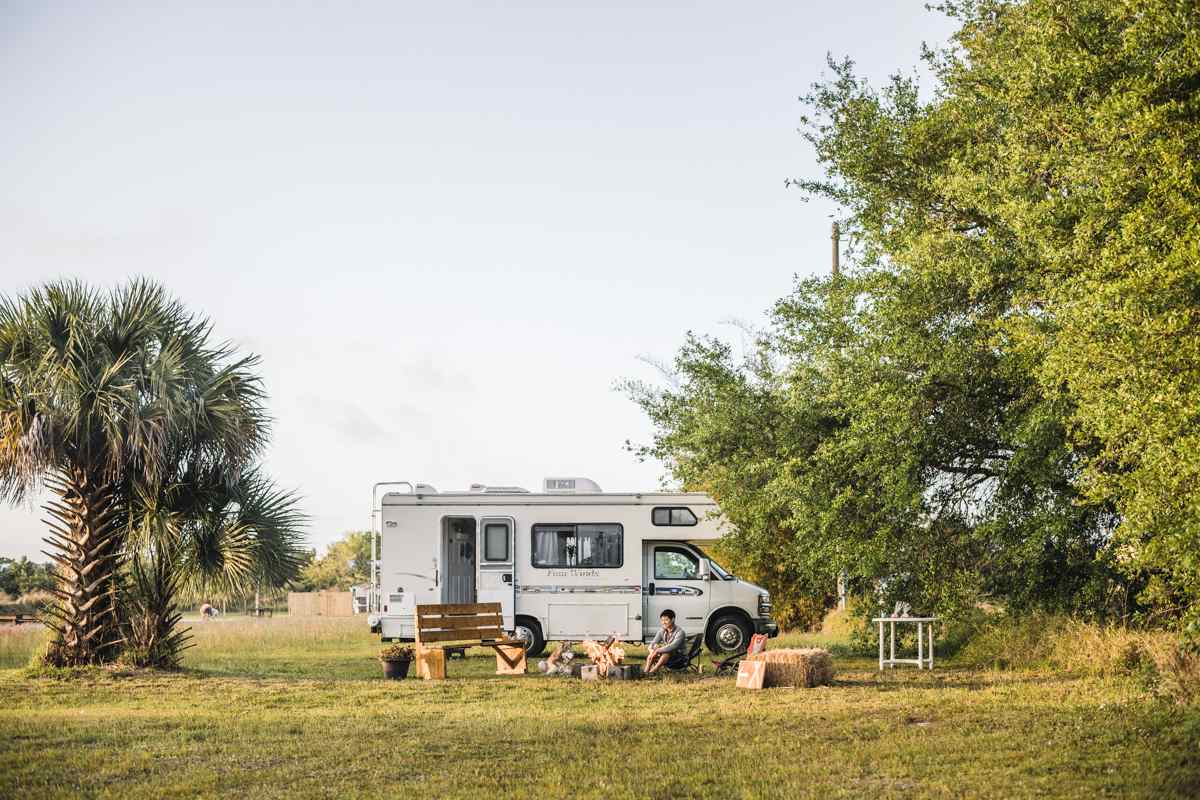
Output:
[
  {"xmin": 477, "ymin": 517, "xmax": 516, "ymax": 630},
  {"xmin": 441, "ymin": 517, "xmax": 477, "ymax": 604}
]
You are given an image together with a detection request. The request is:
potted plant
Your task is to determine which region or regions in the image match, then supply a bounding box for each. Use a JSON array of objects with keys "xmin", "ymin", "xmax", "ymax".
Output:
[{"xmin": 379, "ymin": 644, "xmax": 414, "ymax": 679}]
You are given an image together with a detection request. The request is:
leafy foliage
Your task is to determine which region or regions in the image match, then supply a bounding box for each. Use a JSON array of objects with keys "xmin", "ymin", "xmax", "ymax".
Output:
[
  {"xmin": 379, "ymin": 643, "xmax": 414, "ymax": 661},
  {"xmin": 0, "ymin": 557, "xmax": 54, "ymax": 598},
  {"xmin": 630, "ymin": 0, "xmax": 1199, "ymax": 626},
  {"xmin": 121, "ymin": 466, "xmax": 307, "ymax": 667},
  {"xmin": 295, "ymin": 531, "xmax": 372, "ymax": 592}
]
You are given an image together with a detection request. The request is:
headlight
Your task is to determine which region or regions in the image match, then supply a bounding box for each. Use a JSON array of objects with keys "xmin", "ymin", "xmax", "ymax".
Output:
[{"xmin": 758, "ymin": 592, "xmax": 772, "ymax": 616}]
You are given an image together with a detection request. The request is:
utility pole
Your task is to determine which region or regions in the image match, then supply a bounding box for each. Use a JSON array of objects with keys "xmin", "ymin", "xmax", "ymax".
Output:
[
  {"xmin": 831, "ymin": 222, "xmax": 840, "ymax": 278},
  {"xmin": 833, "ymin": 221, "xmax": 846, "ymax": 610}
]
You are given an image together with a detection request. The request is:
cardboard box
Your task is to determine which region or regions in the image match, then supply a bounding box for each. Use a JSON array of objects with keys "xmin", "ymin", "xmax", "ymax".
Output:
[
  {"xmin": 735, "ymin": 659, "xmax": 766, "ymax": 690},
  {"xmin": 580, "ymin": 665, "xmax": 600, "ymax": 681}
]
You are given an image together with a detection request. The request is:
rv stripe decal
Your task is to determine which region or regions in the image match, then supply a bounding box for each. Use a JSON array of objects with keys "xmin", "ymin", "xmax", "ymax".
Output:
[
  {"xmin": 517, "ymin": 585, "xmax": 641, "ymax": 594},
  {"xmin": 651, "ymin": 586, "xmax": 704, "ymax": 597}
]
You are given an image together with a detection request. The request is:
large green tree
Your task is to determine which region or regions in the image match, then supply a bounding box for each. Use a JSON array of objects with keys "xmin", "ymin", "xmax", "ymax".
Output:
[
  {"xmin": 0, "ymin": 280, "xmax": 273, "ymax": 665},
  {"xmin": 0, "ymin": 556, "xmax": 54, "ymax": 598},
  {"xmin": 632, "ymin": 0, "xmax": 1198, "ymax": 625},
  {"xmin": 294, "ymin": 531, "xmax": 372, "ymax": 592}
]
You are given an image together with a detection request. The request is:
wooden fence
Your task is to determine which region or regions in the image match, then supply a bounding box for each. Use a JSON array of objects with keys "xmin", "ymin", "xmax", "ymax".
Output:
[{"xmin": 287, "ymin": 590, "xmax": 354, "ymax": 617}]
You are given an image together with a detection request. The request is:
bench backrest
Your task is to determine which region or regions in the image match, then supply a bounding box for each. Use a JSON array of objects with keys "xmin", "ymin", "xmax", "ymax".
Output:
[{"xmin": 415, "ymin": 603, "xmax": 506, "ymax": 646}]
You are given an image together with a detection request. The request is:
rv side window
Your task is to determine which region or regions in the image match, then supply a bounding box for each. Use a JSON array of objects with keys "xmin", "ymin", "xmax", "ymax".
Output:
[
  {"xmin": 651, "ymin": 506, "xmax": 698, "ymax": 526},
  {"xmin": 655, "ymin": 547, "xmax": 700, "ymax": 580},
  {"xmin": 483, "ymin": 523, "xmax": 510, "ymax": 562},
  {"xmin": 531, "ymin": 523, "xmax": 623, "ymax": 568}
]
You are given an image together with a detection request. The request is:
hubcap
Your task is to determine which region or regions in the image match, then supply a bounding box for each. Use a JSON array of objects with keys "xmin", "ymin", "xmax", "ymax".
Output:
[
  {"xmin": 716, "ymin": 623, "xmax": 745, "ymax": 651},
  {"xmin": 513, "ymin": 625, "xmax": 535, "ymax": 649}
]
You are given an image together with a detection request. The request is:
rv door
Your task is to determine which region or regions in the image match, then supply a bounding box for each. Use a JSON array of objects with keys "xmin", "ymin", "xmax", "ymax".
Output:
[
  {"xmin": 477, "ymin": 517, "xmax": 516, "ymax": 630},
  {"xmin": 643, "ymin": 543, "xmax": 710, "ymax": 643}
]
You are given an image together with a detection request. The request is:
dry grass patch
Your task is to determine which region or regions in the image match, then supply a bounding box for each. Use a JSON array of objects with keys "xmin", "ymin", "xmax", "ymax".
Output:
[{"xmin": 0, "ymin": 624, "xmax": 46, "ymax": 669}]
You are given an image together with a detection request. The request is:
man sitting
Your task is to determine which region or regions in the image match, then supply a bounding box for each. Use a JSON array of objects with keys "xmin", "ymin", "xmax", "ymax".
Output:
[{"xmin": 645, "ymin": 609, "xmax": 686, "ymax": 674}]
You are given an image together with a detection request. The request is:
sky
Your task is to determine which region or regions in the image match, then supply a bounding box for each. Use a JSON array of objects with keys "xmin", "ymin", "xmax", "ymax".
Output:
[{"xmin": 1, "ymin": 1, "xmax": 956, "ymax": 560}]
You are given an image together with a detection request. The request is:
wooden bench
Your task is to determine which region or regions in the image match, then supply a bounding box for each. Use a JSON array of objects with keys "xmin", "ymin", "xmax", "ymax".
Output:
[{"xmin": 414, "ymin": 603, "xmax": 528, "ymax": 680}]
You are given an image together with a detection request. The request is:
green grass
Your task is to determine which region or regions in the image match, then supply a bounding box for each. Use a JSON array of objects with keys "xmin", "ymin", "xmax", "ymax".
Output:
[{"xmin": 2, "ymin": 618, "xmax": 1198, "ymax": 799}]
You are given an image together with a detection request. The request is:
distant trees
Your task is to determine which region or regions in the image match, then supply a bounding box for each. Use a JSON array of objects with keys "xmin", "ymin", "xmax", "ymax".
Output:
[
  {"xmin": 630, "ymin": 0, "xmax": 1200, "ymax": 629},
  {"xmin": 0, "ymin": 556, "xmax": 54, "ymax": 598},
  {"xmin": 0, "ymin": 279, "xmax": 305, "ymax": 666},
  {"xmin": 294, "ymin": 531, "xmax": 372, "ymax": 591}
]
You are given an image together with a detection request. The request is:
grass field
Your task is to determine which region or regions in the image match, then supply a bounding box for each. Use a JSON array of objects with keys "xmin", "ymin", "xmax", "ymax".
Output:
[{"xmin": 2, "ymin": 618, "xmax": 1198, "ymax": 799}]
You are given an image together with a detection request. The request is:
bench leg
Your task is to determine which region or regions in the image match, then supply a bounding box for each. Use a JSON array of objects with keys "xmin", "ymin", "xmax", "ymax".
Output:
[
  {"xmin": 494, "ymin": 644, "xmax": 527, "ymax": 675},
  {"xmin": 417, "ymin": 646, "xmax": 446, "ymax": 680}
]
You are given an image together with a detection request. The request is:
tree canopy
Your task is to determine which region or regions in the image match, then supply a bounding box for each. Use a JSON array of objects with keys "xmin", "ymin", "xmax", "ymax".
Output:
[
  {"xmin": 630, "ymin": 0, "xmax": 1200, "ymax": 629},
  {"xmin": 295, "ymin": 531, "xmax": 373, "ymax": 592},
  {"xmin": 0, "ymin": 556, "xmax": 54, "ymax": 599}
]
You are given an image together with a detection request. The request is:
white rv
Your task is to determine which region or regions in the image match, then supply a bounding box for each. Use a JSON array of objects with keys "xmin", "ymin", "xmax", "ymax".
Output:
[{"xmin": 367, "ymin": 477, "xmax": 778, "ymax": 655}]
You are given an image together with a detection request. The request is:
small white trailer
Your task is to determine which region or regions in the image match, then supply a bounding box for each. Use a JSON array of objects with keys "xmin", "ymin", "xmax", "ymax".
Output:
[{"xmin": 367, "ymin": 477, "xmax": 778, "ymax": 655}]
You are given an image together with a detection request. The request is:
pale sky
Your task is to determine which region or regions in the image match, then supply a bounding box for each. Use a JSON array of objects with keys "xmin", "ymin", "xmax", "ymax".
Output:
[{"xmin": 1, "ymin": 1, "xmax": 955, "ymax": 560}]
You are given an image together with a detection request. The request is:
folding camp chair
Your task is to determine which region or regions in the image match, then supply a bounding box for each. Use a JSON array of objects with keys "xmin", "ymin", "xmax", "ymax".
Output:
[
  {"xmin": 713, "ymin": 632, "xmax": 768, "ymax": 675},
  {"xmin": 665, "ymin": 634, "xmax": 705, "ymax": 675}
]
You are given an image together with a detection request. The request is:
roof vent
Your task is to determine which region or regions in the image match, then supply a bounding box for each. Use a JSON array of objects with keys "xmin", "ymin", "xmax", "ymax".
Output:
[
  {"xmin": 469, "ymin": 483, "xmax": 529, "ymax": 493},
  {"xmin": 543, "ymin": 477, "xmax": 602, "ymax": 493},
  {"xmin": 414, "ymin": 483, "xmax": 438, "ymax": 494}
]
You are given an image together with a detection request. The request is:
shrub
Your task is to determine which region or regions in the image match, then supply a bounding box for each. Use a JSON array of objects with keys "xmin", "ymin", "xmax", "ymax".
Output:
[
  {"xmin": 958, "ymin": 614, "xmax": 1071, "ymax": 671},
  {"xmin": 820, "ymin": 604, "xmax": 858, "ymax": 639},
  {"xmin": 1137, "ymin": 637, "xmax": 1200, "ymax": 706},
  {"xmin": 958, "ymin": 614, "xmax": 1200, "ymax": 704}
]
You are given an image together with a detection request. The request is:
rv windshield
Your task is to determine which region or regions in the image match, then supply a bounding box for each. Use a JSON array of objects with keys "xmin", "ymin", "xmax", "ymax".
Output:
[{"xmin": 694, "ymin": 548, "xmax": 734, "ymax": 580}]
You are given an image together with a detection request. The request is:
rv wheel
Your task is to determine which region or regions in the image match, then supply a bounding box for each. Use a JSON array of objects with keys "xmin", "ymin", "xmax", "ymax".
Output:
[
  {"xmin": 513, "ymin": 617, "xmax": 546, "ymax": 657},
  {"xmin": 707, "ymin": 614, "xmax": 752, "ymax": 655}
]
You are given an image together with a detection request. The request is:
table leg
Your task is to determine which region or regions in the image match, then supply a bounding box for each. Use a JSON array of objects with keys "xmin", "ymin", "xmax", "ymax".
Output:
[
  {"xmin": 917, "ymin": 621, "xmax": 923, "ymax": 669},
  {"xmin": 929, "ymin": 623, "xmax": 935, "ymax": 670},
  {"xmin": 889, "ymin": 621, "xmax": 895, "ymax": 668},
  {"xmin": 878, "ymin": 620, "xmax": 884, "ymax": 670}
]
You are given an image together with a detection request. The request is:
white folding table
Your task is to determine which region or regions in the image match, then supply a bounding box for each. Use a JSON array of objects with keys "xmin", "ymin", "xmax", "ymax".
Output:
[{"xmin": 873, "ymin": 616, "xmax": 938, "ymax": 670}]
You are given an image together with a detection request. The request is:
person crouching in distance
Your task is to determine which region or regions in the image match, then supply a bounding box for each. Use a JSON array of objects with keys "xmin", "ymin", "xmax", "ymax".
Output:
[{"xmin": 645, "ymin": 609, "xmax": 685, "ymax": 674}]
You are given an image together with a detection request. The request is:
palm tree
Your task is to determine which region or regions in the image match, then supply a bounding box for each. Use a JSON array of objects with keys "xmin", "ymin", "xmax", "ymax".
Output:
[
  {"xmin": 0, "ymin": 279, "xmax": 268, "ymax": 665},
  {"xmin": 124, "ymin": 466, "xmax": 306, "ymax": 667}
]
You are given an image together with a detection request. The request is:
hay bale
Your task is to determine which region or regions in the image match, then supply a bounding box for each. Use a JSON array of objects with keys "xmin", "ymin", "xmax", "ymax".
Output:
[{"xmin": 745, "ymin": 648, "xmax": 833, "ymax": 688}]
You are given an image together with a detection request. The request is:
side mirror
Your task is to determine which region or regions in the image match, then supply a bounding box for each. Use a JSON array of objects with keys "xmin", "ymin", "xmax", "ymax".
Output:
[{"xmin": 698, "ymin": 561, "xmax": 711, "ymax": 580}]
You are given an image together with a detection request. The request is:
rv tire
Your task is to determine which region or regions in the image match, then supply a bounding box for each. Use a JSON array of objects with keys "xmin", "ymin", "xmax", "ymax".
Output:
[
  {"xmin": 707, "ymin": 613, "xmax": 752, "ymax": 655},
  {"xmin": 514, "ymin": 616, "xmax": 546, "ymax": 657}
]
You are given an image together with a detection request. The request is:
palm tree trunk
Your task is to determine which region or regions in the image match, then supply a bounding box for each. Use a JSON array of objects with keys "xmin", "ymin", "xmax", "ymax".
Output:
[{"xmin": 39, "ymin": 469, "xmax": 125, "ymax": 665}]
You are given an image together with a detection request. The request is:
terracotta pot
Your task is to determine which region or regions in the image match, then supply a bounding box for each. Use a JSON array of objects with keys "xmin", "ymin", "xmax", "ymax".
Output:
[{"xmin": 381, "ymin": 658, "xmax": 412, "ymax": 679}]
